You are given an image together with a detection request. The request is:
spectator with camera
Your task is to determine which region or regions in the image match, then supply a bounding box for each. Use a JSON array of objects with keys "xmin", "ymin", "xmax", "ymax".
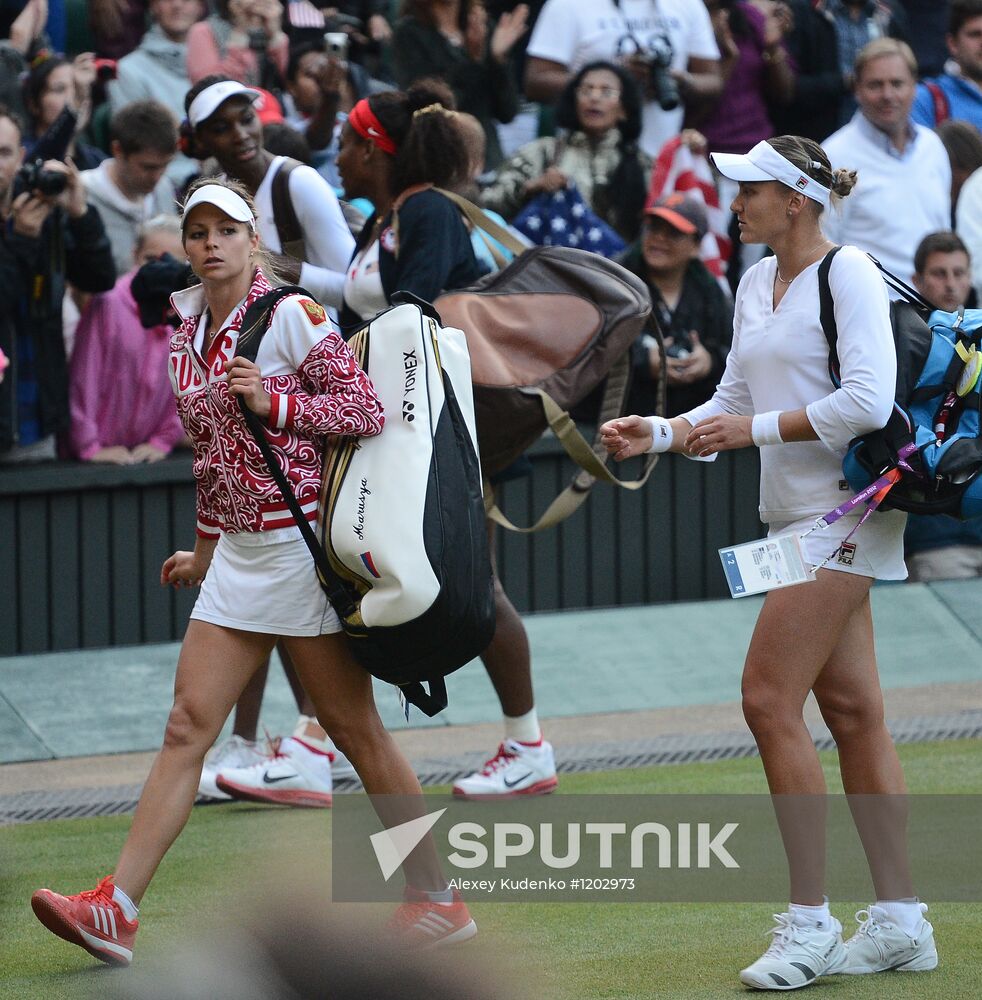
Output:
[
  {"xmin": 619, "ymin": 194, "xmax": 731, "ymax": 416},
  {"xmin": 0, "ymin": 105, "xmax": 115, "ymax": 463},
  {"xmin": 22, "ymin": 52, "xmax": 106, "ymax": 172},
  {"xmin": 524, "ymin": 0, "xmax": 721, "ymax": 159},
  {"xmin": 391, "ymin": 1, "xmax": 529, "ymax": 171},
  {"xmin": 187, "ymin": 0, "xmax": 289, "ymax": 90},
  {"xmin": 109, "ymin": 0, "xmax": 203, "ymax": 128},
  {"xmin": 69, "ymin": 215, "xmax": 187, "ymax": 465},
  {"xmin": 81, "ymin": 100, "xmax": 179, "ymax": 275}
]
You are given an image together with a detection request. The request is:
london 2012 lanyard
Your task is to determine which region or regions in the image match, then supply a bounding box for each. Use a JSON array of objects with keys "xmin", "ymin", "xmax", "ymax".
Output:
[{"xmin": 800, "ymin": 441, "xmax": 918, "ymax": 571}]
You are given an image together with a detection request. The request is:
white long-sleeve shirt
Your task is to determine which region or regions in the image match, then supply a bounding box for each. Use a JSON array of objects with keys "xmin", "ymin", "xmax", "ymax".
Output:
[
  {"xmin": 681, "ymin": 246, "xmax": 896, "ymax": 524},
  {"xmin": 822, "ymin": 113, "xmax": 951, "ymax": 285},
  {"xmin": 254, "ymin": 156, "xmax": 355, "ymax": 311}
]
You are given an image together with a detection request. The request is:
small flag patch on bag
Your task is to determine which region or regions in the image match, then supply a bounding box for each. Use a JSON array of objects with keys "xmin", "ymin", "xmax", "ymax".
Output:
[
  {"xmin": 360, "ymin": 551, "xmax": 381, "ymax": 578},
  {"xmin": 300, "ymin": 299, "xmax": 327, "ymax": 325}
]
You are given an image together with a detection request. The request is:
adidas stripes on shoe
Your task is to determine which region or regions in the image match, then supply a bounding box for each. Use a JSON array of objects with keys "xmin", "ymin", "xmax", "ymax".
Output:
[{"xmin": 31, "ymin": 875, "xmax": 138, "ymax": 967}]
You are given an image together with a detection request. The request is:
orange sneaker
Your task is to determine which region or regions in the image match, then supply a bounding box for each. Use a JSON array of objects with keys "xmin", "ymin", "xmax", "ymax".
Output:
[
  {"xmin": 31, "ymin": 875, "xmax": 138, "ymax": 966},
  {"xmin": 388, "ymin": 887, "xmax": 477, "ymax": 948}
]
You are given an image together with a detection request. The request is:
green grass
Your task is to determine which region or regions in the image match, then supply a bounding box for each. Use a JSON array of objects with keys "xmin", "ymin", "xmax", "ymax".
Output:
[{"xmin": 2, "ymin": 740, "xmax": 981, "ymax": 999}]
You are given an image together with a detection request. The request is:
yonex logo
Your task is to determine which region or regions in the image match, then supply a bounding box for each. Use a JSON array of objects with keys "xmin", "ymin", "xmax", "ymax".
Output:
[{"xmin": 402, "ymin": 350, "xmax": 418, "ymax": 422}]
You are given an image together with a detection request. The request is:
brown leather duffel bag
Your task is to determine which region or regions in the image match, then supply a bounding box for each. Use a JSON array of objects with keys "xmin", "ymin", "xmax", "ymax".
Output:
[{"xmin": 435, "ymin": 242, "xmax": 661, "ymax": 531}]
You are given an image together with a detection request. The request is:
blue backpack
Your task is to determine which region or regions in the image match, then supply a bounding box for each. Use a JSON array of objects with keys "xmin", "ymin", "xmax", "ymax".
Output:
[{"xmin": 818, "ymin": 248, "xmax": 982, "ymax": 520}]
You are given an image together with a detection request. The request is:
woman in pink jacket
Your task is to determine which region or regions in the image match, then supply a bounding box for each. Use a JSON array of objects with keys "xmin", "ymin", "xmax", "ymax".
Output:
[
  {"xmin": 32, "ymin": 179, "xmax": 477, "ymax": 965},
  {"xmin": 69, "ymin": 216, "xmax": 187, "ymax": 464}
]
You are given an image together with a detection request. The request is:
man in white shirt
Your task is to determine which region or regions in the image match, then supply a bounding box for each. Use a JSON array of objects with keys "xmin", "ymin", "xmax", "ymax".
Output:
[
  {"xmin": 524, "ymin": 0, "xmax": 721, "ymax": 158},
  {"xmin": 823, "ymin": 37, "xmax": 951, "ymax": 284},
  {"xmin": 81, "ymin": 101, "xmax": 179, "ymax": 275}
]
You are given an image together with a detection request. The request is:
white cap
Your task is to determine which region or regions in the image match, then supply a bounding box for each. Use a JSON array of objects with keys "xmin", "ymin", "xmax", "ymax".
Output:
[
  {"xmin": 710, "ymin": 140, "xmax": 831, "ymax": 208},
  {"xmin": 187, "ymin": 80, "xmax": 260, "ymax": 128},
  {"xmin": 181, "ymin": 184, "xmax": 255, "ymax": 229}
]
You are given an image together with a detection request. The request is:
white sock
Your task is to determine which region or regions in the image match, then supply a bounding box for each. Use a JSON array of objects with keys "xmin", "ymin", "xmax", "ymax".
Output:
[
  {"xmin": 876, "ymin": 898, "xmax": 925, "ymax": 936},
  {"xmin": 422, "ymin": 885, "xmax": 454, "ymax": 904},
  {"xmin": 790, "ymin": 898, "xmax": 831, "ymax": 930},
  {"xmin": 112, "ymin": 884, "xmax": 139, "ymax": 921},
  {"xmin": 504, "ymin": 708, "xmax": 541, "ymax": 745}
]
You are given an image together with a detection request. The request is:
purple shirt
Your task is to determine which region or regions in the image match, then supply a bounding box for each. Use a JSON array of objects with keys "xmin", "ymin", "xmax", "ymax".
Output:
[
  {"xmin": 702, "ymin": 3, "xmax": 782, "ymax": 155},
  {"xmin": 69, "ymin": 270, "xmax": 185, "ymax": 460}
]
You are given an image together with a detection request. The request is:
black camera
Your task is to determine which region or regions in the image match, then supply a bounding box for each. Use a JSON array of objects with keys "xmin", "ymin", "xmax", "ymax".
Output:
[
  {"xmin": 646, "ymin": 37, "xmax": 680, "ymax": 112},
  {"xmin": 14, "ymin": 158, "xmax": 68, "ymax": 198},
  {"xmin": 665, "ymin": 330, "xmax": 693, "ymax": 359}
]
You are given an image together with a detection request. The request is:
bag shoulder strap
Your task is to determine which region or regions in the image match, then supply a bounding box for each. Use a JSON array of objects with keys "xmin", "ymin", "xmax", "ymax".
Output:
[
  {"xmin": 271, "ymin": 158, "xmax": 306, "ymax": 261},
  {"xmin": 817, "ymin": 246, "xmax": 843, "ymax": 382},
  {"xmin": 925, "ymin": 80, "xmax": 950, "ymax": 126},
  {"xmin": 236, "ymin": 286, "xmax": 357, "ymax": 620},
  {"xmin": 818, "ymin": 246, "xmax": 932, "ymax": 385},
  {"xmin": 433, "ymin": 187, "xmax": 529, "ymax": 258}
]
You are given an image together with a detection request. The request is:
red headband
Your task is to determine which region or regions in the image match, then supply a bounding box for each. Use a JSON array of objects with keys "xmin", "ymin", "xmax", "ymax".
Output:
[{"xmin": 349, "ymin": 99, "xmax": 397, "ymax": 155}]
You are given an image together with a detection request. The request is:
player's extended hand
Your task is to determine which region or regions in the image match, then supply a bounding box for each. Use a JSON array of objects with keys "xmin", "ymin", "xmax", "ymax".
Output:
[{"xmin": 600, "ymin": 414, "xmax": 653, "ymax": 461}]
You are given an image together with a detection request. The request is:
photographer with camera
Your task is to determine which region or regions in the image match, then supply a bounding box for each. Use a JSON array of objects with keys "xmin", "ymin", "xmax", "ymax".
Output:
[
  {"xmin": 619, "ymin": 194, "xmax": 731, "ymax": 416},
  {"xmin": 524, "ymin": 0, "xmax": 721, "ymax": 159},
  {"xmin": 0, "ymin": 105, "xmax": 115, "ymax": 462},
  {"xmin": 22, "ymin": 52, "xmax": 106, "ymax": 173},
  {"xmin": 187, "ymin": 0, "xmax": 289, "ymax": 89}
]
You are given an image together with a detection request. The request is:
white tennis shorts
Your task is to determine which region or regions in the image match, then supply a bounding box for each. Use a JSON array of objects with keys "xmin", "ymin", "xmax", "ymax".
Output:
[
  {"xmin": 768, "ymin": 507, "xmax": 908, "ymax": 581},
  {"xmin": 191, "ymin": 527, "xmax": 342, "ymax": 636}
]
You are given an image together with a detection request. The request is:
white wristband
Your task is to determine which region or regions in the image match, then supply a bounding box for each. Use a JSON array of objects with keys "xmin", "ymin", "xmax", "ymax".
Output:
[
  {"xmin": 751, "ymin": 411, "xmax": 784, "ymax": 447},
  {"xmin": 644, "ymin": 415, "xmax": 674, "ymax": 453}
]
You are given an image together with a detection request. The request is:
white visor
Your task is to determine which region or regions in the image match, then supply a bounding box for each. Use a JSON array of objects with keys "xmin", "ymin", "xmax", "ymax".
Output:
[
  {"xmin": 188, "ymin": 80, "xmax": 261, "ymax": 128},
  {"xmin": 710, "ymin": 140, "xmax": 831, "ymax": 208},
  {"xmin": 182, "ymin": 184, "xmax": 255, "ymax": 229}
]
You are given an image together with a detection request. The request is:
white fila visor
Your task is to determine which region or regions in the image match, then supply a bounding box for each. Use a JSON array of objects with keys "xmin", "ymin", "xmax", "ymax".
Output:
[
  {"xmin": 711, "ymin": 140, "xmax": 831, "ymax": 208},
  {"xmin": 181, "ymin": 184, "xmax": 256, "ymax": 230}
]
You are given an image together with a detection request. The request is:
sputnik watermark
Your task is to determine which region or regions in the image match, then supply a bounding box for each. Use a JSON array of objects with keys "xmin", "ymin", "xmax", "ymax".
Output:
[{"xmin": 368, "ymin": 806, "xmax": 738, "ymax": 886}]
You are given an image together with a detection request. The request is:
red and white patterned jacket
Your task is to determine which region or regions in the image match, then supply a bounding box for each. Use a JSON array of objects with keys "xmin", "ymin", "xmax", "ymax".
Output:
[{"xmin": 168, "ymin": 270, "xmax": 383, "ymax": 539}]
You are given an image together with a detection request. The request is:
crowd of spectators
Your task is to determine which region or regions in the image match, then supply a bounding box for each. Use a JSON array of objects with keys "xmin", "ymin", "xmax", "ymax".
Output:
[{"xmin": 0, "ymin": 0, "xmax": 980, "ymax": 579}]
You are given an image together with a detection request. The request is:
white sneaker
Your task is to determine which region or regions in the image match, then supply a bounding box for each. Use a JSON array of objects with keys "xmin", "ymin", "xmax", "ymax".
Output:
[
  {"xmin": 840, "ymin": 904, "xmax": 938, "ymax": 974},
  {"xmin": 215, "ymin": 736, "xmax": 333, "ymax": 808},
  {"xmin": 739, "ymin": 912, "xmax": 847, "ymax": 990},
  {"xmin": 452, "ymin": 739, "xmax": 558, "ymax": 800},
  {"xmin": 329, "ymin": 747, "xmax": 357, "ymax": 779},
  {"xmin": 290, "ymin": 717, "xmax": 356, "ymax": 780},
  {"xmin": 198, "ymin": 736, "xmax": 265, "ymax": 801}
]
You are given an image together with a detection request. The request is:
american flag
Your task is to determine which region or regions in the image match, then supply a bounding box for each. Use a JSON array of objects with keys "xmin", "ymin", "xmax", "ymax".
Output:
[
  {"xmin": 647, "ymin": 135, "xmax": 731, "ymax": 290},
  {"xmin": 288, "ymin": 0, "xmax": 326, "ymax": 29}
]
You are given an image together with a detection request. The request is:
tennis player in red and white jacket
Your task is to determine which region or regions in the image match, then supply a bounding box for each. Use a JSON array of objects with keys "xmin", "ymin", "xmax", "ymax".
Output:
[
  {"xmin": 31, "ymin": 179, "xmax": 477, "ymax": 968},
  {"xmin": 168, "ymin": 252, "xmax": 382, "ymax": 541}
]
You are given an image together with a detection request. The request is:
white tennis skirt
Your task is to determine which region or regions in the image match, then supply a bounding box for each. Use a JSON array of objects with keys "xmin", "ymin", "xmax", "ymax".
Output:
[
  {"xmin": 191, "ymin": 527, "xmax": 342, "ymax": 636},
  {"xmin": 768, "ymin": 508, "xmax": 908, "ymax": 581}
]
